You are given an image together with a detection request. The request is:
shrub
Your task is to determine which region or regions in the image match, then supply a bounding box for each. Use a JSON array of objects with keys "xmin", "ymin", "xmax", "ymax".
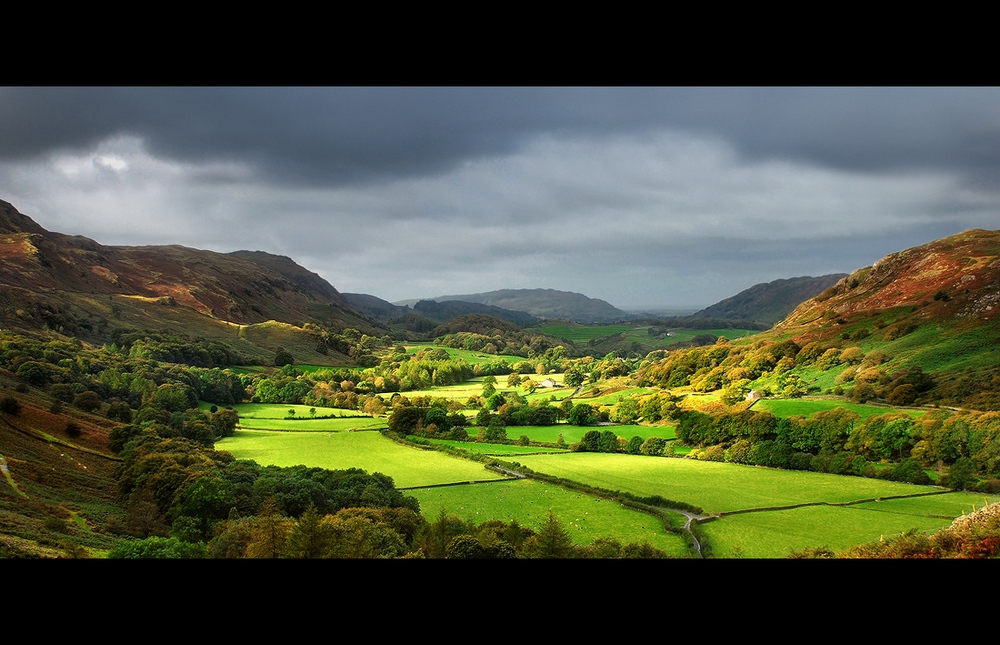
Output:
[
  {"xmin": 0, "ymin": 395, "xmax": 21, "ymax": 415},
  {"xmin": 65, "ymin": 421, "xmax": 82, "ymax": 439},
  {"xmin": 640, "ymin": 436, "xmax": 667, "ymax": 457},
  {"xmin": 73, "ymin": 391, "xmax": 102, "ymax": 413}
]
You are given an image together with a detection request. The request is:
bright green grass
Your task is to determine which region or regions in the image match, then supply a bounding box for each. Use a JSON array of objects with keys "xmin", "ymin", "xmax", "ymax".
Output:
[
  {"xmin": 204, "ymin": 402, "xmax": 385, "ymax": 431},
  {"xmin": 532, "ymin": 324, "xmax": 632, "ymax": 342},
  {"xmin": 512, "ymin": 453, "xmax": 943, "ymax": 514},
  {"xmin": 220, "ymin": 403, "xmax": 367, "ymax": 419},
  {"xmin": 468, "ymin": 423, "xmax": 675, "ymax": 445},
  {"xmin": 574, "ymin": 387, "xmax": 658, "ymax": 406},
  {"xmin": 218, "ymin": 430, "xmax": 507, "ymax": 488},
  {"xmin": 421, "ymin": 439, "xmax": 565, "ymax": 455},
  {"xmin": 238, "ymin": 417, "xmax": 387, "ymax": 432},
  {"xmin": 698, "ymin": 504, "xmax": 956, "ymax": 558},
  {"xmin": 512, "ymin": 453, "xmax": 998, "ymax": 557},
  {"xmin": 701, "ymin": 491, "xmax": 998, "ymax": 558},
  {"xmin": 408, "ymin": 478, "xmax": 691, "ymax": 555},
  {"xmin": 753, "ymin": 398, "xmax": 927, "ymax": 420}
]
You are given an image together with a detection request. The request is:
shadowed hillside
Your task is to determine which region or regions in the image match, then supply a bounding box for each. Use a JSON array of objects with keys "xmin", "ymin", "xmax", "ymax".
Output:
[
  {"xmin": 0, "ymin": 200, "xmax": 381, "ymax": 364},
  {"xmin": 695, "ymin": 274, "xmax": 847, "ymax": 325}
]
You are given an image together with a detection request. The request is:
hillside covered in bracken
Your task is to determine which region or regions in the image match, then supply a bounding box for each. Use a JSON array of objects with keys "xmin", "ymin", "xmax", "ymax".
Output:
[
  {"xmin": 0, "ymin": 200, "xmax": 380, "ymax": 365},
  {"xmin": 640, "ymin": 229, "xmax": 1000, "ymax": 411}
]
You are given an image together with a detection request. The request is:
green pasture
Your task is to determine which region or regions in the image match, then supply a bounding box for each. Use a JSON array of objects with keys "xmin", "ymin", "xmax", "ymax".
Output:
[
  {"xmin": 218, "ymin": 429, "xmax": 507, "ymax": 488},
  {"xmin": 202, "ymin": 402, "xmax": 386, "ymax": 431},
  {"xmin": 509, "ymin": 452, "xmax": 1000, "ymax": 557},
  {"xmin": 532, "ymin": 323, "xmax": 633, "ymax": 342},
  {"xmin": 573, "ymin": 387, "xmax": 657, "ymax": 406},
  {"xmin": 530, "ymin": 323, "xmax": 758, "ymax": 347},
  {"xmin": 216, "ymin": 402, "xmax": 368, "ymax": 419},
  {"xmin": 512, "ymin": 452, "xmax": 947, "ymax": 514},
  {"xmin": 700, "ymin": 491, "xmax": 998, "ymax": 558},
  {"xmin": 752, "ymin": 398, "xmax": 927, "ymax": 420},
  {"xmin": 409, "ymin": 478, "xmax": 691, "ymax": 556},
  {"xmin": 420, "ymin": 439, "xmax": 564, "ymax": 455},
  {"xmin": 698, "ymin": 503, "xmax": 954, "ymax": 558},
  {"xmin": 237, "ymin": 416, "xmax": 387, "ymax": 432},
  {"xmin": 464, "ymin": 423, "xmax": 674, "ymax": 445}
]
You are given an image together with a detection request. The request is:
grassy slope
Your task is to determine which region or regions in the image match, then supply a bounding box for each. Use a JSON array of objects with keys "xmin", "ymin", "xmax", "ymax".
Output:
[{"xmin": 217, "ymin": 430, "xmax": 507, "ymax": 488}]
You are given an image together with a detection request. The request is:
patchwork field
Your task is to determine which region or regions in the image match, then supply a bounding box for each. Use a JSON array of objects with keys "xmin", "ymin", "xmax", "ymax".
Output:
[
  {"xmin": 409, "ymin": 478, "xmax": 691, "ymax": 556},
  {"xmin": 509, "ymin": 452, "xmax": 998, "ymax": 557},
  {"xmin": 217, "ymin": 430, "xmax": 506, "ymax": 488},
  {"xmin": 213, "ymin": 402, "xmax": 997, "ymax": 557}
]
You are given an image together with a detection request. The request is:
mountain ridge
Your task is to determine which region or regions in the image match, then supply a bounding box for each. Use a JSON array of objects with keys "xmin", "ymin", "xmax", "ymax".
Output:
[{"xmin": 694, "ymin": 274, "xmax": 848, "ymax": 325}]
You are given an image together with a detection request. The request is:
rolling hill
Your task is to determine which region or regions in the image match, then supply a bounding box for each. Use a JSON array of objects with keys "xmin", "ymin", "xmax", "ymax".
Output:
[
  {"xmin": 420, "ymin": 288, "xmax": 636, "ymax": 323},
  {"xmin": 0, "ymin": 199, "xmax": 381, "ymax": 364},
  {"xmin": 694, "ymin": 274, "xmax": 848, "ymax": 325}
]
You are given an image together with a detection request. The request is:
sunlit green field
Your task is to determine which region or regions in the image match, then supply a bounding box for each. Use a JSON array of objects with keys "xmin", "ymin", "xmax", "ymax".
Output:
[
  {"xmin": 204, "ymin": 402, "xmax": 386, "ymax": 431},
  {"xmin": 217, "ymin": 430, "xmax": 507, "ymax": 488},
  {"xmin": 409, "ymin": 478, "xmax": 691, "ymax": 556},
  {"xmin": 444, "ymin": 423, "xmax": 675, "ymax": 445},
  {"xmin": 753, "ymin": 398, "xmax": 927, "ymax": 420},
  {"xmin": 421, "ymin": 439, "xmax": 564, "ymax": 455},
  {"xmin": 699, "ymin": 504, "xmax": 953, "ymax": 558},
  {"xmin": 509, "ymin": 452, "xmax": 998, "ymax": 557},
  {"xmin": 512, "ymin": 452, "xmax": 944, "ymax": 513},
  {"xmin": 701, "ymin": 492, "xmax": 998, "ymax": 557},
  {"xmin": 216, "ymin": 402, "xmax": 370, "ymax": 418}
]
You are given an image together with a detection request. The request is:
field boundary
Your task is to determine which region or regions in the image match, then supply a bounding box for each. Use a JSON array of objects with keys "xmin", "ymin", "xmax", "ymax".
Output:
[{"xmin": 702, "ymin": 489, "xmax": 956, "ymax": 521}]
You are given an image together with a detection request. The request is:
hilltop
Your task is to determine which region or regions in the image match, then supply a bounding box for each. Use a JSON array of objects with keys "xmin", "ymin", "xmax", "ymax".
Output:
[
  {"xmin": 416, "ymin": 288, "xmax": 635, "ymax": 324},
  {"xmin": 0, "ymin": 200, "xmax": 380, "ymax": 365},
  {"xmin": 640, "ymin": 228, "xmax": 1000, "ymax": 411},
  {"xmin": 694, "ymin": 274, "xmax": 847, "ymax": 325}
]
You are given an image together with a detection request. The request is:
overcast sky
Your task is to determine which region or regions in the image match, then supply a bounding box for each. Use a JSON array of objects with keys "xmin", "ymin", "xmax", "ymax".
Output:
[{"xmin": 2, "ymin": 87, "xmax": 998, "ymax": 310}]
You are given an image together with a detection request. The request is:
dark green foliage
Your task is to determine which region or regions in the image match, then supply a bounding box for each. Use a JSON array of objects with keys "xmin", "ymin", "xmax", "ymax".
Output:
[
  {"xmin": 569, "ymin": 403, "xmax": 596, "ymax": 426},
  {"xmin": 0, "ymin": 395, "xmax": 21, "ymax": 415},
  {"xmin": 274, "ymin": 348, "xmax": 294, "ymax": 367},
  {"xmin": 73, "ymin": 390, "xmax": 102, "ymax": 412},
  {"xmin": 107, "ymin": 536, "xmax": 208, "ymax": 559},
  {"xmin": 106, "ymin": 401, "xmax": 133, "ymax": 424},
  {"xmin": 64, "ymin": 420, "xmax": 81, "ymax": 439},
  {"xmin": 640, "ymin": 436, "xmax": 667, "ymax": 457}
]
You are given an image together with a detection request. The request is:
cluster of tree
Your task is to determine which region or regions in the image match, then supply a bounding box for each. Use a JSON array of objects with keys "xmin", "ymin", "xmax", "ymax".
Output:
[
  {"xmin": 109, "ymin": 328, "xmax": 244, "ymax": 367},
  {"xmin": 636, "ymin": 335, "xmax": 940, "ymax": 408},
  {"xmin": 0, "ymin": 331, "xmax": 250, "ymax": 439},
  {"xmin": 673, "ymin": 406, "xmax": 1000, "ymax": 490},
  {"xmin": 431, "ymin": 315, "xmax": 563, "ymax": 356},
  {"xmin": 111, "ymin": 502, "xmax": 674, "ymax": 559},
  {"xmin": 110, "ymin": 433, "xmax": 420, "ymax": 545}
]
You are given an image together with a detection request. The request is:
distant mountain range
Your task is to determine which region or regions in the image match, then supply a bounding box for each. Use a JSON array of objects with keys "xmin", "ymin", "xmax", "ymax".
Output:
[
  {"xmin": 694, "ymin": 274, "xmax": 848, "ymax": 325},
  {"xmin": 402, "ymin": 288, "xmax": 636, "ymax": 324},
  {"xmin": 0, "ymin": 199, "xmax": 376, "ymax": 364}
]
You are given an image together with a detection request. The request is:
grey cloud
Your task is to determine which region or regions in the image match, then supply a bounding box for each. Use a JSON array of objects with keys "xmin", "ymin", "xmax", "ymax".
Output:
[{"xmin": 5, "ymin": 87, "xmax": 1000, "ymax": 189}]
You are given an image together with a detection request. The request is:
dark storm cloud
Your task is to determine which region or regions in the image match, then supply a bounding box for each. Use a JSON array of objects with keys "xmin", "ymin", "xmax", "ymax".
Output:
[
  {"xmin": 1, "ymin": 86, "xmax": 998, "ymax": 309},
  {"xmin": 5, "ymin": 87, "xmax": 1000, "ymax": 186}
]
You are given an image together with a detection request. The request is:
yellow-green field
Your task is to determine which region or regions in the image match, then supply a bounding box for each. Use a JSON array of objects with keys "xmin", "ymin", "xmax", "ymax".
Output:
[
  {"xmin": 217, "ymin": 430, "xmax": 507, "ymax": 488},
  {"xmin": 410, "ymin": 478, "xmax": 691, "ymax": 556}
]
